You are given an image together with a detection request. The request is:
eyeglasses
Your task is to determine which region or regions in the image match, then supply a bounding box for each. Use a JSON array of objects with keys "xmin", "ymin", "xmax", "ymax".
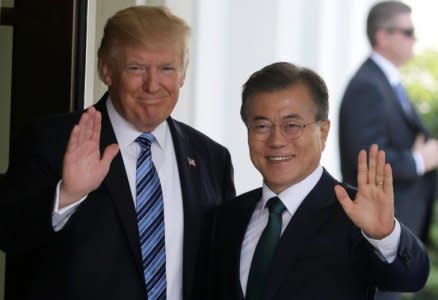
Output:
[
  {"xmin": 248, "ymin": 120, "xmax": 320, "ymax": 141},
  {"xmin": 386, "ymin": 27, "xmax": 415, "ymax": 38}
]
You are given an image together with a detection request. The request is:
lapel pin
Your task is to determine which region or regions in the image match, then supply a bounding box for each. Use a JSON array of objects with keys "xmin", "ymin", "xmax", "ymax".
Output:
[{"xmin": 187, "ymin": 157, "xmax": 197, "ymax": 167}]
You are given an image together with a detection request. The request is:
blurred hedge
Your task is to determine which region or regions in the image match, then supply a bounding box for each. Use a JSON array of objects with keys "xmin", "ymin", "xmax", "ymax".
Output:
[{"xmin": 402, "ymin": 49, "xmax": 438, "ymax": 299}]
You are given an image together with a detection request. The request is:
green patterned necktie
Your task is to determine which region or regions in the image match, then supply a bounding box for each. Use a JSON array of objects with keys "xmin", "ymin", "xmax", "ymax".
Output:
[{"xmin": 246, "ymin": 196, "xmax": 286, "ymax": 300}]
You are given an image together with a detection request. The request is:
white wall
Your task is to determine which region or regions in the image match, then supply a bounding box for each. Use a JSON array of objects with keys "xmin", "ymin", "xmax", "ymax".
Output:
[
  {"xmin": 165, "ymin": 0, "xmax": 376, "ymax": 193},
  {"xmin": 85, "ymin": 0, "xmax": 385, "ymax": 194}
]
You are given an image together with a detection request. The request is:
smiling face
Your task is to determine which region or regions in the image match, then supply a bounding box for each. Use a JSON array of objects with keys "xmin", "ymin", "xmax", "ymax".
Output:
[
  {"xmin": 100, "ymin": 45, "xmax": 186, "ymax": 132},
  {"xmin": 246, "ymin": 83, "xmax": 330, "ymax": 194}
]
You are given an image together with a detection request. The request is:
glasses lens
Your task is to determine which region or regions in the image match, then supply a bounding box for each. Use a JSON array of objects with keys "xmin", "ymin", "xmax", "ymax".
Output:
[
  {"xmin": 387, "ymin": 27, "xmax": 414, "ymax": 38},
  {"xmin": 282, "ymin": 123, "xmax": 303, "ymax": 139},
  {"xmin": 248, "ymin": 122, "xmax": 306, "ymax": 140},
  {"xmin": 401, "ymin": 28, "xmax": 414, "ymax": 37}
]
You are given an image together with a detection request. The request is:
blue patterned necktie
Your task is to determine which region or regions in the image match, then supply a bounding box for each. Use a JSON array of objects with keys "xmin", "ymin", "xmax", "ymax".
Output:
[
  {"xmin": 135, "ymin": 132, "xmax": 166, "ymax": 300},
  {"xmin": 246, "ymin": 197, "xmax": 286, "ymax": 300}
]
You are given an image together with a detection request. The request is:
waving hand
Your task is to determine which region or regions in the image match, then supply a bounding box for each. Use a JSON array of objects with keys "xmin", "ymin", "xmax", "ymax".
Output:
[{"xmin": 335, "ymin": 144, "xmax": 394, "ymax": 239}]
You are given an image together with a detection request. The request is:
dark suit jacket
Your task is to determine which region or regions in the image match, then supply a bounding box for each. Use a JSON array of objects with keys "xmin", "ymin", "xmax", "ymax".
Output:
[
  {"xmin": 339, "ymin": 57, "xmax": 437, "ymax": 239},
  {"xmin": 0, "ymin": 94, "xmax": 235, "ymax": 300},
  {"xmin": 208, "ymin": 170, "xmax": 430, "ymax": 300}
]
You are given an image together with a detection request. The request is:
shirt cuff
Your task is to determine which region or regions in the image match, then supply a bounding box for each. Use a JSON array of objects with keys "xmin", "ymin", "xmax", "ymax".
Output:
[
  {"xmin": 362, "ymin": 219, "xmax": 401, "ymax": 263},
  {"xmin": 413, "ymin": 151, "xmax": 425, "ymax": 175},
  {"xmin": 52, "ymin": 180, "xmax": 87, "ymax": 231}
]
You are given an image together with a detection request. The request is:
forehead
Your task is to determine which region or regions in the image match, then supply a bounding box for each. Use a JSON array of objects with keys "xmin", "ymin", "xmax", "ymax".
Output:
[
  {"xmin": 247, "ymin": 83, "xmax": 317, "ymax": 120},
  {"xmin": 389, "ymin": 12, "xmax": 413, "ymax": 27},
  {"xmin": 118, "ymin": 44, "xmax": 184, "ymax": 64}
]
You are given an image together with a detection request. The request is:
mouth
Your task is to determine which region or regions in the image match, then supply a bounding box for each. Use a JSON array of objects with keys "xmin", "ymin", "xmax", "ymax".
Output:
[
  {"xmin": 266, "ymin": 155, "xmax": 293, "ymax": 161},
  {"xmin": 137, "ymin": 96, "xmax": 167, "ymax": 103}
]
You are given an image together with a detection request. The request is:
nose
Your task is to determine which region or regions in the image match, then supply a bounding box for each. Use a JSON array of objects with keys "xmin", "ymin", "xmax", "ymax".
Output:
[
  {"xmin": 143, "ymin": 68, "xmax": 160, "ymax": 92},
  {"xmin": 267, "ymin": 125, "xmax": 287, "ymax": 148}
]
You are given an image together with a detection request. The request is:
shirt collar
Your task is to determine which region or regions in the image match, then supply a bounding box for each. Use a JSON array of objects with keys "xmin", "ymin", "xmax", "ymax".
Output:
[
  {"xmin": 371, "ymin": 51, "xmax": 401, "ymax": 86},
  {"xmin": 261, "ymin": 165, "xmax": 323, "ymax": 216},
  {"xmin": 106, "ymin": 97, "xmax": 169, "ymax": 150}
]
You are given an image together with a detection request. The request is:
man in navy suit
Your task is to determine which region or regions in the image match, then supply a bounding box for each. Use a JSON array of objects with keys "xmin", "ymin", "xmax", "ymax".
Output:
[
  {"xmin": 0, "ymin": 6, "xmax": 235, "ymax": 300},
  {"xmin": 339, "ymin": 3, "xmax": 438, "ymax": 298},
  {"xmin": 208, "ymin": 62, "xmax": 429, "ymax": 300},
  {"xmin": 340, "ymin": 1, "xmax": 438, "ymax": 241}
]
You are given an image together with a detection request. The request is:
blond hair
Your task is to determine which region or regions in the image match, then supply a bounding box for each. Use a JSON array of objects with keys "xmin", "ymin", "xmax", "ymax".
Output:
[{"xmin": 97, "ymin": 5, "xmax": 191, "ymax": 78}]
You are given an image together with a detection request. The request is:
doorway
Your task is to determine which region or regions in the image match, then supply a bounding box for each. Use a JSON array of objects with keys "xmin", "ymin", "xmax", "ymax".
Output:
[{"xmin": 0, "ymin": 0, "xmax": 87, "ymax": 298}]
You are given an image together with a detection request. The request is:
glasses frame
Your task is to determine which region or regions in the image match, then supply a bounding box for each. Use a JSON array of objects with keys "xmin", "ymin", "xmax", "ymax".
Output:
[{"xmin": 248, "ymin": 120, "xmax": 321, "ymax": 141}]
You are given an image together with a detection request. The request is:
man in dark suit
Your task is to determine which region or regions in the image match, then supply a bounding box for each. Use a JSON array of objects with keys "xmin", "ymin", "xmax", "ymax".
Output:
[
  {"xmin": 339, "ymin": 3, "xmax": 438, "ymax": 299},
  {"xmin": 208, "ymin": 62, "xmax": 429, "ymax": 300},
  {"xmin": 0, "ymin": 6, "xmax": 234, "ymax": 300},
  {"xmin": 339, "ymin": 1, "xmax": 438, "ymax": 241}
]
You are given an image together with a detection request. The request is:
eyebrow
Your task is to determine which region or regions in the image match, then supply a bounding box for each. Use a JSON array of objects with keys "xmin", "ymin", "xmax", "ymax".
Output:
[{"xmin": 251, "ymin": 114, "xmax": 303, "ymax": 122}]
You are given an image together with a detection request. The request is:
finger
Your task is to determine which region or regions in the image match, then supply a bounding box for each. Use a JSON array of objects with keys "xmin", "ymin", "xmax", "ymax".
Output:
[
  {"xmin": 91, "ymin": 110, "xmax": 102, "ymax": 145},
  {"xmin": 375, "ymin": 150, "xmax": 385, "ymax": 188},
  {"xmin": 85, "ymin": 107, "xmax": 96, "ymax": 140},
  {"xmin": 412, "ymin": 134, "xmax": 425, "ymax": 152},
  {"xmin": 367, "ymin": 144, "xmax": 378, "ymax": 185},
  {"xmin": 357, "ymin": 150, "xmax": 368, "ymax": 188},
  {"xmin": 383, "ymin": 163, "xmax": 394, "ymax": 199},
  {"xmin": 66, "ymin": 124, "xmax": 80, "ymax": 153},
  {"xmin": 335, "ymin": 185, "xmax": 353, "ymax": 215},
  {"xmin": 77, "ymin": 110, "xmax": 90, "ymax": 146},
  {"xmin": 415, "ymin": 134, "xmax": 425, "ymax": 145}
]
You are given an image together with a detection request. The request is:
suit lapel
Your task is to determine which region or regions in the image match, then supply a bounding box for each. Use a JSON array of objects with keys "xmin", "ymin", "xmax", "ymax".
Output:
[
  {"xmin": 367, "ymin": 59, "xmax": 425, "ymax": 133},
  {"xmin": 167, "ymin": 118, "xmax": 204, "ymax": 300},
  {"xmin": 232, "ymin": 189, "xmax": 262, "ymax": 299},
  {"xmin": 264, "ymin": 171, "xmax": 338, "ymax": 299},
  {"xmin": 94, "ymin": 96, "xmax": 144, "ymax": 279}
]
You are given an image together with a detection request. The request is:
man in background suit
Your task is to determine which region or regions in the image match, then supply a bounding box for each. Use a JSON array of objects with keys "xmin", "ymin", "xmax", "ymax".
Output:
[
  {"xmin": 0, "ymin": 6, "xmax": 234, "ymax": 300},
  {"xmin": 208, "ymin": 62, "xmax": 429, "ymax": 300},
  {"xmin": 339, "ymin": 3, "xmax": 438, "ymax": 298}
]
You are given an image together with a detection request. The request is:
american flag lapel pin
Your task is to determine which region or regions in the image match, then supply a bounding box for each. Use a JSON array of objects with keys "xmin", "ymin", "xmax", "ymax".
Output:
[{"xmin": 187, "ymin": 157, "xmax": 197, "ymax": 167}]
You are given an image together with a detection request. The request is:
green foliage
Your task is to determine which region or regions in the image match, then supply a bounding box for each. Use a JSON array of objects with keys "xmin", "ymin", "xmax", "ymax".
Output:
[
  {"xmin": 403, "ymin": 49, "xmax": 438, "ymax": 138},
  {"xmin": 401, "ymin": 50, "xmax": 438, "ymax": 299}
]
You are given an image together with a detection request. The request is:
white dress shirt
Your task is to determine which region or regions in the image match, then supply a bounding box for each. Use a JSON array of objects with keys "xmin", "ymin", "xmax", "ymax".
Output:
[
  {"xmin": 371, "ymin": 51, "xmax": 424, "ymax": 175},
  {"xmin": 52, "ymin": 98, "xmax": 184, "ymax": 300},
  {"xmin": 239, "ymin": 165, "xmax": 401, "ymax": 295}
]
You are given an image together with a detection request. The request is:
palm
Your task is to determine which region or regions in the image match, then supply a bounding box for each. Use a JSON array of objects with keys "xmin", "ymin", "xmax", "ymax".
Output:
[
  {"xmin": 60, "ymin": 107, "xmax": 119, "ymax": 207},
  {"xmin": 335, "ymin": 144, "xmax": 394, "ymax": 239}
]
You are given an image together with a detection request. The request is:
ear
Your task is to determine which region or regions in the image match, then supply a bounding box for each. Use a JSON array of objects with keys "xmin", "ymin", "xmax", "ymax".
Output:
[
  {"xmin": 178, "ymin": 49, "xmax": 189, "ymax": 88},
  {"xmin": 320, "ymin": 120, "xmax": 331, "ymax": 151},
  {"xmin": 99, "ymin": 59, "xmax": 113, "ymax": 87},
  {"xmin": 179, "ymin": 61, "xmax": 188, "ymax": 88},
  {"xmin": 375, "ymin": 29, "xmax": 389, "ymax": 49}
]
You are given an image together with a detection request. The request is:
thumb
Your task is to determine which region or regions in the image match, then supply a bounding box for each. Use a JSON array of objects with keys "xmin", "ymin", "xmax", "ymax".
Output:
[
  {"xmin": 334, "ymin": 185, "xmax": 353, "ymax": 215},
  {"xmin": 102, "ymin": 144, "xmax": 119, "ymax": 166},
  {"xmin": 412, "ymin": 134, "xmax": 425, "ymax": 152}
]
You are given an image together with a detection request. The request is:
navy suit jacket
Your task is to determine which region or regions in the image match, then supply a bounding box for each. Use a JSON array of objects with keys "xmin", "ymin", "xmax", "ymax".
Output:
[
  {"xmin": 208, "ymin": 170, "xmax": 429, "ymax": 300},
  {"xmin": 339, "ymin": 58, "xmax": 437, "ymax": 238},
  {"xmin": 0, "ymin": 94, "xmax": 235, "ymax": 300}
]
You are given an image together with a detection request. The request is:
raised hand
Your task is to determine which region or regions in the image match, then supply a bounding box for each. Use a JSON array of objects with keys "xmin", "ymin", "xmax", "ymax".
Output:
[
  {"xmin": 59, "ymin": 107, "xmax": 119, "ymax": 208},
  {"xmin": 334, "ymin": 144, "xmax": 394, "ymax": 239}
]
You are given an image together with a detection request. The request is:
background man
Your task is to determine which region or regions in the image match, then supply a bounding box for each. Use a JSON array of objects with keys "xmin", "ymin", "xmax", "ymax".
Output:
[
  {"xmin": 209, "ymin": 62, "xmax": 429, "ymax": 300},
  {"xmin": 339, "ymin": 1, "xmax": 438, "ymax": 241},
  {"xmin": 339, "ymin": 3, "xmax": 438, "ymax": 298},
  {"xmin": 0, "ymin": 6, "xmax": 234, "ymax": 300}
]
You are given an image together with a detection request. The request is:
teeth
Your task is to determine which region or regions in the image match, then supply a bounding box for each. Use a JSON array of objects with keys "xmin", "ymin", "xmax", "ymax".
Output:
[{"xmin": 268, "ymin": 156, "xmax": 290, "ymax": 161}]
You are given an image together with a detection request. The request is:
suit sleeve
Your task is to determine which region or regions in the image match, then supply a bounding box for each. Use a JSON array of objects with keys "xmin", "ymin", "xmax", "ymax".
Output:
[
  {"xmin": 372, "ymin": 223, "xmax": 430, "ymax": 292},
  {"xmin": 340, "ymin": 78, "xmax": 418, "ymax": 184},
  {"xmin": 221, "ymin": 148, "xmax": 236, "ymax": 202}
]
